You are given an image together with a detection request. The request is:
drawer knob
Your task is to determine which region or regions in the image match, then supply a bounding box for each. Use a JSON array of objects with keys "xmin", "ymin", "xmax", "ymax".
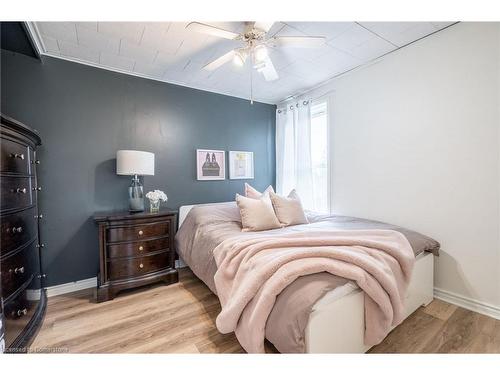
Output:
[
  {"xmin": 138, "ymin": 230, "xmax": 144, "ymax": 236},
  {"xmin": 37, "ymin": 186, "xmax": 42, "ymax": 191},
  {"xmin": 36, "ymin": 243, "xmax": 45, "ymax": 248},
  {"xmin": 10, "ymin": 153, "xmax": 25, "ymax": 160},
  {"xmin": 139, "ymin": 263, "xmax": 144, "ymax": 269},
  {"xmin": 10, "ymin": 226, "xmax": 23, "ymax": 234},
  {"xmin": 35, "ymin": 160, "xmax": 40, "ymax": 164},
  {"xmin": 14, "ymin": 266, "xmax": 25, "ymax": 274},
  {"xmin": 35, "ymin": 214, "xmax": 44, "ymax": 219},
  {"xmin": 16, "ymin": 308, "xmax": 28, "ymax": 317},
  {"xmin": 13, "ymin": 187, "xmax": 27, "ymax": 194},
  {"xmin": 139, "ymin": 246, "xmax": 144, "ymax": 251}
]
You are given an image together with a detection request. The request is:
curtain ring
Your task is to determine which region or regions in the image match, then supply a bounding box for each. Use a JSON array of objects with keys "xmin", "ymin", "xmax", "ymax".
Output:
[
  {"xmin": 303, "ymin": 100, "xmax": 308, "ymax": 106},
  {"xmin": 290, "ymin": 105, "xmax": 294, "ymax": 110},
  {"xmin": 277, "ymin": 109, "xmax": 282, "ymax": 114}
]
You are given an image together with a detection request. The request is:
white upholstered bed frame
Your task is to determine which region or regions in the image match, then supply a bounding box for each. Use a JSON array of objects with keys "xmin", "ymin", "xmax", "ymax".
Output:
[{"xmin": 178, "ymin": 204, "xmax": 434, "ymax": 353}]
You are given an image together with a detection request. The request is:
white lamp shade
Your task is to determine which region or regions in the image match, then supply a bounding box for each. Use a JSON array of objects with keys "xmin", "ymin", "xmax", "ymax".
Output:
[{"xmin": 116, "ymin": 150, "xmax": 155, "ymax": 176}]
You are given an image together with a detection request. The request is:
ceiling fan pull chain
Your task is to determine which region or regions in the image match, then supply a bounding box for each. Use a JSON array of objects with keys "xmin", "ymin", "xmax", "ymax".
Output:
[{"xmin": 250, "ymin": 54, "xmax": 254, "ymax": 105}]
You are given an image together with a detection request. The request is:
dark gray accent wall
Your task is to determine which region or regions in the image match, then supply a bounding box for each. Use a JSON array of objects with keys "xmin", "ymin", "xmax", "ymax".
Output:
[
  {"xmin": 0, "ymin": 23, "xmax": 38, "ymax": 59},
  {"xmin": 0, "ymin": 51, "xmax": 276, "ymax": 286}
]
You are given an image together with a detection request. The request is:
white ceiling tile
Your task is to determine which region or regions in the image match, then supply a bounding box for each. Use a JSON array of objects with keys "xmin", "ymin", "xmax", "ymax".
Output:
[
  {"xmin": 329, "ymin": 24, "xmax": 396, "ymax": 60},
  {"xmin": 59, "ymin": 41, "xmax": 99, "ymax": 63},
  {"xmin": 431, "ymin": 22, "xmax": 455, "ymax": 30},
  {"xmin": 175, "ymin": 40, "xmax": 215, "ymax": 65},
  {"xmin": 349, "ymin": 37, "xmax": 396, "ymax": 61},
  {"xmin": 119, "ymin": 39, "xmax": 158, "ymax": 64},
  {"xmin": 311, "ymin": 48, "xmax": 361, "ymax": 74},
  {"xmin": 100, "ymin": 52, "xmax": 135, "ymax": 71},
  {"xmin": 140, "ymin": 23, "xmax": 173, "ymax": 51},
  {"xmin": 286, "ymin": 22, "xmax": 354, "ymax": 40},
  {"xmin": 133, "ymin": 62, "xmax": 166, "ymax": 78},
  {"xmin": 155, "ymin": 50, "xmax": 182, "ymax": 66},
  {"xmin": 329, "ymin": 23, "xmax": 381, "ymax": 50},
  {"xmin": 98, "ymin": 22, "xmax": 145, "ymax": 44},
  {"xmin": 75, "ymin": 22, "xmax": 98, "ymax": 32},
  {"xmin": 360, "ymin": 22, "xmax": 438, "ymax": 47},
  {"xmin": 76, "ymin": 25, "xmax": 120, "ymax": 54},
  {"xmin": 182, "ymin": 61, "xmax": 215, "ymax": 83},
  {"xmin": 38, "ymin": 22, "xmax": 77, "ymax": 44},
  {"xmin": 42, "ymin": 36, "xmax": 60, "ymax": 54}
]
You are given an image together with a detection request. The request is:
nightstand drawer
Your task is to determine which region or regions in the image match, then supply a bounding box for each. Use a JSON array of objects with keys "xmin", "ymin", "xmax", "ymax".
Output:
[
  {"xmin": 107, "ymin": 221, "xmax": 170, "ymax": 243},
  {"xmin": 107, "ymin": 251, "xmax": 170, "ymax": 281},
  {"xmin": 107, "ymin": 236, "xmax": 170, "ymax": 258}
]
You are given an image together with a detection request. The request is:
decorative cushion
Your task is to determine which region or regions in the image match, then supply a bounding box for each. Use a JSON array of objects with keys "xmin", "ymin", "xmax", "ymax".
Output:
[
  {"xmin": 236, "ymin": 193, "xmax": 282, "ymax": 232},
  {"xmin": 269, "ymin": 189, "xmax": 309, "ymax": 227},
  {"xmin": 244, "ymin": 183, "xmax": 275, "ymax": 199}
]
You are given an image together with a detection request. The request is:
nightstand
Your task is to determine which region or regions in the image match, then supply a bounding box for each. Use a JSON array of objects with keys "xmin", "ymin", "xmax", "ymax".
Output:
[{"xmin": 93, "ymin": 208, "xmax": 179, "ymax": 302}]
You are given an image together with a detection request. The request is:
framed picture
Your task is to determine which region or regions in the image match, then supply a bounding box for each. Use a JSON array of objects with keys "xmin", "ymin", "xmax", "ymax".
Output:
[
  {"xmin": 196, "ymin": 149, "xmax": 226, "ymax": 180},
  {"xmin": 229, "ymin": 151, "xmax": 254, "ymax": 180}
]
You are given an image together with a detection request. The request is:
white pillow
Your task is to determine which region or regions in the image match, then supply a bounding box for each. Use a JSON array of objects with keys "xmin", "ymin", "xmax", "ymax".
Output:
[
  {"xmin": 236, "ymin": 193, "xmax": 282, "ymax": 232},
  {"xmin": 269, "ymin": 189, "xmax": 309, "ymax": 227},
  {"xmin": 244, "ymin": 183, "xmax": 275, "ymax": 199}
]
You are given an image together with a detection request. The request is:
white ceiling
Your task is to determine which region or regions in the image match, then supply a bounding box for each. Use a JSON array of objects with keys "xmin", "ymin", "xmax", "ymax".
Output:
[{"xmin": 31, "ymin": 21, "xmax": 455, "ymax": 104}]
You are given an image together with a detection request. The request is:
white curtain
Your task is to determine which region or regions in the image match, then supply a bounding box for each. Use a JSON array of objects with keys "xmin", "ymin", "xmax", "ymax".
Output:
[{"xmin": 276, "ymin": 100, "xmax": 314, "ymax": 209}]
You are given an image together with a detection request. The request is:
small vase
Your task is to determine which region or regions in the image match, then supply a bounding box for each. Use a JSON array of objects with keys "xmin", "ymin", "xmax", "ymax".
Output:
[{"xmin": 149, "ymin": 199, "xmax": 160, "ymax": 213}]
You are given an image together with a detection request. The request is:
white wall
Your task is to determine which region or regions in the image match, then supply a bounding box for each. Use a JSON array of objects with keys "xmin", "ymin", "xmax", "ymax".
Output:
[{"xmin": 309, "ymin": 23, "xmax": 500, "ymax": 310}]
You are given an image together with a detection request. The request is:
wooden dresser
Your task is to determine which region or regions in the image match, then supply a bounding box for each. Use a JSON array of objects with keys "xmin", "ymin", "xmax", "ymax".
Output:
[
  {"xmin": 0, "ymin": 114, "xmax": 46, "ymax": 353},
  {"xmin": 94, "ymin": 209, "xmax": 179, "ymax": 302}
]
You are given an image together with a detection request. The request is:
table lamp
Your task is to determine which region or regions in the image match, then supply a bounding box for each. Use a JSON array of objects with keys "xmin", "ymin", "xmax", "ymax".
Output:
[{"xmin": 116, "ymin": 150, "xmax": 155, "ymax": 212}]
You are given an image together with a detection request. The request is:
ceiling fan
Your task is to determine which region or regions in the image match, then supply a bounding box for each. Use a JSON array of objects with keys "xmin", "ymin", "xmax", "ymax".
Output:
[{"xmin": 186, "ymin": 22, "xmax": 326, "ymax": 101}]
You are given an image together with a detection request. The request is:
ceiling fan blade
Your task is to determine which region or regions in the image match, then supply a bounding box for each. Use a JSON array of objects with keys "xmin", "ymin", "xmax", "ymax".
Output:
[
  {"xmin": 186, "ymin": 22, "xmax": 240, "ymax": 40},
  {"xmin": 258, "ymin": 55, "xmax": 279, "ymax": 81},
  {"xmin": 253, "ymin": 21, "xmax": 275, "ymax": 33},
  {"xmin": 272, "ymin": 36, "xmax": 326, "ymax": 48},
  {"xmin": 203, "ymin": 50, "xmax": 235, "ymax": 71}
]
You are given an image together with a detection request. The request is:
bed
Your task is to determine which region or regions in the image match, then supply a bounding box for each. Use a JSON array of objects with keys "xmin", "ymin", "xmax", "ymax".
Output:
[{"xmin": 176, "ymin": 202, "xmax": 438, "ymax": 353}]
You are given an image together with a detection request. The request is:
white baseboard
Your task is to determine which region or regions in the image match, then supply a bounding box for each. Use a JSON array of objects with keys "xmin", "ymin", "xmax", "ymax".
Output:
[
  {"xmin": 46, "ymin": 262, "xmax": 188, "ymax": 297},
  {"xmin": 46, "ymin": 277, "xmax": 97, "ymax": 297},
  {"xmin": 434, "ymin": 287, "xmax": 500, "ymax": 320}
]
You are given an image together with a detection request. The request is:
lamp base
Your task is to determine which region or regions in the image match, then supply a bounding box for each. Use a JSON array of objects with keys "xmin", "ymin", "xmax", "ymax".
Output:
[{"xmin": 128, "ymin": 175, "xmax": 144, "ymax": 212}]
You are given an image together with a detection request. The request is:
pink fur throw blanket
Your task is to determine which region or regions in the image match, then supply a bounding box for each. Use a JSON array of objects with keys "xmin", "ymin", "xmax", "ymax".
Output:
[{"xmin": 212, "ymin": 229, "xmax": 415, "ymax": 353}]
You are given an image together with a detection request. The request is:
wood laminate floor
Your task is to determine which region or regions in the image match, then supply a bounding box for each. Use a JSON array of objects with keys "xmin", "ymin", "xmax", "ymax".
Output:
[{"xmin": 31, "ymin": 268, "xmax": 500, "ymax": 354}]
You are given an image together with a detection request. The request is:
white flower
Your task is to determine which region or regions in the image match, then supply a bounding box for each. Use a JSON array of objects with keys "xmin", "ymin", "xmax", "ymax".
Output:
[{"xmin": 146, "ymin": 189, "xmax": 168, "ymax": 202}]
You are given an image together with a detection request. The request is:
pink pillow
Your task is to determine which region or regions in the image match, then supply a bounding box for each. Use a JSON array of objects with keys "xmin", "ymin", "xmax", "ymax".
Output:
[
  {"xmin": 269, "ymin": 189, "xmax": 309, "ymax": 227},
  {"xmin": 244, "ymin": 183, "xmax": 275, "ymax": 199},
  {"xmin": 236, "ymin": 193, "xmax": 282, "ymax": 232}
]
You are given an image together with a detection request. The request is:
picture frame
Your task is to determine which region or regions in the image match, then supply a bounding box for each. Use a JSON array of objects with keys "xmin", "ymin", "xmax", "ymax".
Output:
[
  {"xmin": 196, "ymin": 149, "xmax": 226, "ymax": 180},
  {"xmin": 229, "ymin": 151, "xmax": 254, "ymax": 180}
]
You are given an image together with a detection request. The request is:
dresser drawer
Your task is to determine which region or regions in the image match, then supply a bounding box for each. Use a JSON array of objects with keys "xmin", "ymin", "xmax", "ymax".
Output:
[
  {"xmin": 1, "ymin": 243, "xmax": 37, "ymax": 299},
  {"xmin": 107, "ymin": 221, "xmax": 170, "ymax": 243},
  {"xmin": 1, "ymin": 207, "xmax": 37, "ymax": 256},
  {"xmin": 107, "ymin": 251, "xmax": 170, "ymax": 281},
  {"xmin": 3, "ymin": 290, "xmax": 37, "ymax": 348},
  {"xmin": 107, "ymin": 236, "xmax": 170, "ymax": 259},
  {"xmin": 0, "ymin": 138, "xmax": 31, "ymax": 175},
  {"xmin": 0, "ymin": 176, "xmax": 35, "ymax": 211}
]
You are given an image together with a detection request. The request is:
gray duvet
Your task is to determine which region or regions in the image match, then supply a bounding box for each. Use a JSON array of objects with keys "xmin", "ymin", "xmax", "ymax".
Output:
[{"xmin": 175, "ymin": 202, "xmax": 439, "ymax": 353}]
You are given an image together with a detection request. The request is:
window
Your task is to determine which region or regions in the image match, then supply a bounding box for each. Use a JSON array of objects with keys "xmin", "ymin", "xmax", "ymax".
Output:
[
  {"xmin": 276, "ymin": 99, "xmax": 330, "ymax": 213},
  {"xmin": 310, "ymin": 101, "xmax": 329, "ymax": 213}
]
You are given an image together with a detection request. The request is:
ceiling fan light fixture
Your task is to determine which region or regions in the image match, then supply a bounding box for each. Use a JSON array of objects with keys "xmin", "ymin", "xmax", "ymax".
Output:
[
  {"xmin": 233, "ymin": 50, "xmax": 247, "ymax": 67},
  {"xmin": 253, "ymin": 45, "xmax": 268, "ymax": 62}
]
